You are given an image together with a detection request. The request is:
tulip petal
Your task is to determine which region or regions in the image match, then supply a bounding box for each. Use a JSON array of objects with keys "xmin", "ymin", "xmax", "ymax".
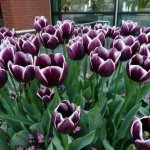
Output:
[{"xmin": 134, "ymin": 139, "xmax": 150, "ymax": 150}]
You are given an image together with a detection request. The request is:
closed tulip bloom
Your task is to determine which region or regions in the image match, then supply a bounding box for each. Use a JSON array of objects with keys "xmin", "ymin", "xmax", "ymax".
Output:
[
  {"xmin": 140, "ymin": 27, "xmax": 150, "ymax": 34},
  {"xmin": 127, "ymin": 54, "xmax": 150, "ymax": 82},
  {"xmin": 52, "ymin": 100, "xmax": 81, "ymax": 134},
  {"xmin": 0, "ymin": 66, "xmax": 7, "ymax": 88},
  {"xmin": 34, "ymin": 16, "xmax": 48, "ymax": 32},
  {"xmin": 19, "ymin": 33, "xmax": 40, "ymax": 55},
  {"xmin": 37, "ymin": 87, "xmax": 55, "ymax": 103},
  {"xmin": 120, "ymin": 20, "xmax": 139, "ymax": 36},
  {"xmin": 40, "ymin": 25, "xmax": 62, "ymax": 49},
  {"xmin": 129, "ymin": 116, "xmax": 150, "ymax": 150},
  {"xmin": 138, "ymin": 32, "xmax": 150, "ymax": 45},
  {"xmin": 8, "ymin": 51, "xmax": 35, "ymax": 82},
  {"xmin": 0, "ymin": 27, "xmax": 16, "ymax": 43},
  {"xmin": 90, "ymin": 46, "xmax": 120, "ymax": 77},
  {"xmin": 113, "ymin": 36, "xmax": 139, "ymax": 61},
  {"xmin": 35, "ymin": 53, "xmax": 68, "ymax": 87},
  {"xmin": 57, "ymin": 20, "xmax": 74, "ymax": 40},
  {"xmin": 139, "ymin": 44, "xmax": 150, "ymax": 58},
  {"xmin": 106, "ymin": 26, "xmax": 121, "ymax": 39},
  {"xmin": 66, "ymin": 36, "xmax": 85, "ymax": 60}
]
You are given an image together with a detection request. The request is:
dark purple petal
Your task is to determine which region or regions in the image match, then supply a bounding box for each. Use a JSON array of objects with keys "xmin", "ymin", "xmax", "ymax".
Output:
[
  {"xmin": 0, "ymin": 69, "xmax": 7, "ymax": 88},
  {"xmin": 134, "ymin": 139, "xmax": 150, "ymax": 150},
  {"xmin": 124, "ymin": 36, "xmax": 135, "ymax": 46},
  {"xmin": 113, "ymin": 39, "xmax": 125, "ymax": 51},
  {"xmin": 47, "ymin": 35, "xmax": 59, "ymax": 49},
  {"xmin": 138, "ymin": 33, "xmax": 148, "ymax": 45},
  {"xmin": 120, "ymin": 46, "xmax": 132, "ymax": 61}
]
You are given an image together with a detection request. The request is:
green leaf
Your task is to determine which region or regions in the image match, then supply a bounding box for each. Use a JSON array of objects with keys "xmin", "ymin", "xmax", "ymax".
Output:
[
  {"xmin": 0, "ymin": 129, "xmax": 9, "ymax": 150},
  {"xmin": 103, "ymin": 139, "xmax": 115, "ymax": 150},
  {"xmin": 69, "ymin": 131, "xmax": 95, "ymax": 150},
  {"xmin": 127, "ymin": 144, "xmax": 136, "ymax": 150},
  {"xmin": 47, "ymin": 143, "xmax": 54, "ymax": 150},
  {"xmin": 115, "ymin": 103, "xmax": 141, "ymax": 142},
  {"xmin": 10, "ymin": 130, "xmax": 29, "ymax": 149}
]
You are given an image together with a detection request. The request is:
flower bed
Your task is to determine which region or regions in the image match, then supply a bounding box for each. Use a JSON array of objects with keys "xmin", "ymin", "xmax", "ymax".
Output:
[{"xmin": 0, "ymin": 16, "xmax": 150, "ymax": 150}]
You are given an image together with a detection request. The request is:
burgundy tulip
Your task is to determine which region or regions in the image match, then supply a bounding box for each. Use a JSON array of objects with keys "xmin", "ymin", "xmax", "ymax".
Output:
[
  {"xmin": 94, "ymin": 23, "xmax": 103, "ymax": 30},
  {"xmin": 139, "ymin": 44, "xmax": 150, "ymax": 58},
  {"xmin": 37, "ymin": 87, "xmax": 55, "ymax": 103},
  {"xmin": 35, "ymin": 53, "xmax": 68, "ymax": 87},
  {"xmin": 127, "ymin": 54, "xmax": 150, "ymax": 82},
  {"xmin": 106, "ymin": 26, "xmax": 121, "ymax": 39},
  {"xmin": 138, "ymin": 32, "xmax": 150, "ymax": 45},
  {"xmin": 52, "ymin": 100, "xmax": 81, "ymax": 134},
  {"xmin": 0, "ymin": 67, "xmax": 7, "ymax": 88},
  {"xmin": 8, "ymin": 51, "xmax": 35, "ymax": 82},
  {"xmin": 90, "ymin": 46, "xmax": 120, "ymax": 77},
  {"xmin": 57, "ymin": 20, "xmax": 75, "ymax": 40},
  {"xmin": 0, "ymin": 27, "xmax": 16, "ymax": 43},
  {"xmin": 129, "ymin": 116, "xmax": 150, "ymax": 150},
  {"xmin": 140, "ymin": 27, "xmax": 150, "ymax": 34},
  {"xmin": 34, "ymin": 16, "xmax": 48, "ymax": 32},
  {"xmin": 113, "ymin": 36, "xmax": 139, "ymax": 61},
  {"xmin": 19, "ymin": 33, "xmax": 40, "ymax": 55},
  {"xmin": 40, "ymin": 25, "xmax": 62, "ymax": 49},
  {"xmin": 120, "ymin": 20, "xmax": 139, "ymax": 36},
  {"xmin": 66, "ymin": 36, "xmax": 85, "ymax": 60}
]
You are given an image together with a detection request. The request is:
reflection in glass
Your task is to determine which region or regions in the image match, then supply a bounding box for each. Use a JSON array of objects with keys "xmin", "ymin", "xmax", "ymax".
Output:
[
  {"xmin": 61, "ymin": 0, "xmax": 115, "ymax": 12},
  {"xmin": 120, "ymin": 0, "xmax": 150, "ymax": 12}
]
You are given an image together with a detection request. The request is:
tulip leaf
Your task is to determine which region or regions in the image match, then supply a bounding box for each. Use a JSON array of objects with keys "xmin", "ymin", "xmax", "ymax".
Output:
[
  {"xmin": 47, "ymin": 143, "xmax": 54, "ymax": 150},
  {"xmin": 69, "ymin": 130, "xmax": 95, "ymax": 150},
  {"xmin": 103, "ymin": 139, "xmax": 115, "ymax": 150},
  {"xmin": 10, "ymin": 130, "xmax": 29, "ymax": 149},
  {"xmin": 127, "ymin": 144, "xmax": 136, "ymax": 150},
  {"xmin": 115, "ymin": 103, "xmax": 141, "ymax": 142}
]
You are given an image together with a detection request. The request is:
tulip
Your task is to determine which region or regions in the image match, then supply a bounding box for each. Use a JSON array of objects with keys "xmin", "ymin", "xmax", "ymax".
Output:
[
  {"xmin": 126, "ymin": 54, "xmax": 150, "ymax": 82},
  {"xmin": 66, "ymin": 36, "xmax": 85, "ymax": 60},
  {"xmin": 40, "ymin": 25, "xmax": 62, "ymax": 50},
  {"xmin": 120, "ymin": 20, "xmax": 139, "ymax": 36},
  {"xmin": 106, "ymin": 26, "xmax": 120, "ymax": 39},
  {"xmin": 138, "ymin": 32, "xmax": 150, "ymax": 45},
  {"xmin": 0, "ymin": 27, "xmax": 16, "ymax": 43},
  {"xmin": 129, "ymin": 116, "xmax": 150, "ymax": 150},
  {"xmin": 37, "ymin": 130, "xmax": 44, "ymax": 144},
  {"xmin": 113, "ymin": 35, "xmax": 139, "ymax": 61},
  {"xmin": 83, "ymin": 29, "xmax": 105, "ymax": 54},
  {"xmin": 57, "ymin": 20, "xmax": 74, "ymax": 40},
  {"xmin": 35, "ymin": 53, "xmax": 68, "ymax": 87},
  {"xmin": 34, "ymin": 16, "xmax": 48, "ymax": 32},
  {"xmin": 0, "ymin": 46, "xmax": 15, "ymax": 68},
  {"xmin": 90, "ymin": 46, "xmax": 120, "ymax": 77},
  {"xmin": 19, "ymin": 33, "xmax": 40, "ymax": 55},
  {"xmin": 140, "ymin": 27, "xmax": 150, "ymax": 34},
  {"xmin": 0, "ymin": 67, "xmax": 7, "ymax": 88},
  {"xmin": 139, "ymin": 44, "xmax": 150, "ymax": 58},
  {"xmin": 37, "ymin": 87, "xmax": 55, "ymax": 103},
  {"xmin": 94, "ymin": 23, "xmax": 103, "ymax": 30},
  {"xmin": 8, "ymin": 51, "xmax": 35, "ymax": 82},
  {"xmin": 52, "ymin": 100, "xmax": 81, "ymax": 134}
]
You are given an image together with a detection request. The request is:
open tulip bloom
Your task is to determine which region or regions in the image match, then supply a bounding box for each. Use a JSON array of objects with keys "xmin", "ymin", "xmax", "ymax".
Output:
[{"xmin": 0, "ymin": 18, "xmax": 150, "ymax": 150}]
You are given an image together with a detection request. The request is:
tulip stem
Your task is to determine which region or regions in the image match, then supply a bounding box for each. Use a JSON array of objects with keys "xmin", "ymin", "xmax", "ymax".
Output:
[
  {"xmin": 92, "ymin": 73, "xmax": 96, "ymax": 102},
  {"xmin": 61, "ymin": 134, "xmax": 69, "ymax": 150},
  {"xmin": 63, "ymin": 40, "xmax": 67, "ymax": 59},
  {"xmin": 45, "ymin": 47, "xmax": 48, "ymax": 54},
  {"xmin": 83, "ymin": 55, "xmax": 88, "ymax": 80},
  {"xmin": 113, "ymin": 62, "xmax": 122, "ymax": 101}
]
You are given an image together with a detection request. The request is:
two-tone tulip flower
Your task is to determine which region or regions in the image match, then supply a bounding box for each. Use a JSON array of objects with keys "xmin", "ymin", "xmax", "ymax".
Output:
[
  {"xmin": 40, "ymin": 25, "xmax": 62, "ymax": 50},
  {"xmin": 52, "ymin": 100, "xmax": 81, "ymax": 134},
  {"xmin": 140, "ymin": 27, "xmax": 150, "ymax": 34},
  {"xmin": 37, "ymin": 87, "xmax": 55, "ymax": 103},
  {"xmin": 139, "ymin": 44, "xmax": 150, "ymax": 58},
  {"xmin": 34, "ymin": 16, "xmax": 48, "ymax": 32},
  {"xmin": 0, "ymin": 46, "xmax": 15, "ymax": 68},
  {"xmin": 106, "ymin": 26, "xmax": 120, "ymax": 39},
  {"xmin": 129, "ymin": 116, "xmax": 150, "ymax": 150},
  {"xmin": 90, "ymin": 46, "xmax": 120, "ymax": 77},
  {"xmin": 120, "ymin": 20, "xmax": 139, "ymax": 36},
  {"xmin": 57, "ymin": 20, "xmax": 74, "ymax": 40},
  {"xmin": 0, "ymin": 65, "xmax": 7, "ymax": 88},
  {"xmin": 138, "ymin": 32, "xmax": 150, "ymax": 45},
  {"xmin": 19, "ymin": 33, "xmax": 40, "ymax": 55},
  {"xmin": 83, "ymin": 29, "xmax": 105, "ymax": 54},
  {"xmin": 0, "ymin": 27, "xmax": 16, "ymax": 43},
  {"xmin": 113, "ymin": 35, "xmax": 139, "ymax": 61},
  {"xmin": 8, "ymin": 51, "xmax": 35, "ymax": 82},
  {"xmin": 127, "ymin": 54, "xmax": 150, "ymax": 82},
  {"xmin": 66, "ymin": 36, "xmax": 85, "ymax": 60},
  {"xmin": 35, "ymin": 53, "xmax": 67, "ymax": 87}
]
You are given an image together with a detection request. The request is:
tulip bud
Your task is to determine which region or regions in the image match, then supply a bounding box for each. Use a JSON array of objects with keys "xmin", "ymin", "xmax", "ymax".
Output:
[
  {"xmin": 129, "ymin": 116, "xmax": 150, "ymax": 150},
  {"xmin": 66, "ymin": 36, "xmax": 85, "ymax": 60},
  {"xmin": 40, "ymin": 25, "xmax": 62, "ymax": 49},
  {"xmin": 34, "ymin": 16, "xmax": 48, "ymax": 32},
  {"xmin": 138, "ymin": 32, "xmax": 150, "ymax": 45},
  {"xmin": 8, "ymin": 51, "xmax": 35, "ymax": 82},
  {"xmin": 35, "ymin": 53, "xmax": 68, "ymax": 87},
  {"xmin": 37, "ymin": 87, "xmax": 55, "ymax": 103},
  {"xmin": 90, "ymin": 46, "xmax": 120, "ymax": 77},
  {"xmin": 52, "ymin": 100, "xmax": 81, "ymax": 134},
  {"xmin": 120, "ymin": 20, "xmax": 139, "ymax": 36},
  {"xmin": 127, "ymin": 54, "xmax": 150, "ymax": 82},
  {"xmin": 139, "ymin": 44, "xmax": 150, "ymax": 58}
]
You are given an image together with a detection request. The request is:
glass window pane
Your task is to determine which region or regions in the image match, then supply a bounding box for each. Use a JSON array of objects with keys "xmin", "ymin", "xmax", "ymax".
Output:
[{"xmin": 61, "ymin": 0, "xmax": 115, "ymax": 12}]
